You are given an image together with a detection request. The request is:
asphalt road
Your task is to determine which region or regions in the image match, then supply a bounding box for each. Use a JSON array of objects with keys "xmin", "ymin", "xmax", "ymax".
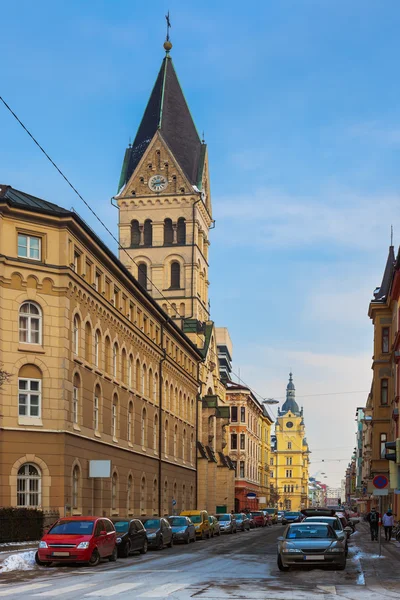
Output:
[{"xmin": 0, "ymin": 525, "xmax": 396, "ymax": 599}]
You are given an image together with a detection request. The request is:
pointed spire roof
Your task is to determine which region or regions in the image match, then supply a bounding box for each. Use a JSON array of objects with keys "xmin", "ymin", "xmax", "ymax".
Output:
[
  {"xmin": 373, "ymin": 245, "xmax": 395, "ymax": 301},
  {"xmin": 281, "ymin": 372, "xmax": 301, "ymax": 416},
  {"xmin": 118, "ymin": 53, "xmax": 203, "ymax": 192}
]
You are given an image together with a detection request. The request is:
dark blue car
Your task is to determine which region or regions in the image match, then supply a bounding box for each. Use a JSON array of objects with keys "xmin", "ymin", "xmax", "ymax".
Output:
[{"xmin": 282, "ymin": 511, "xmax": 302, "ymax": 525}]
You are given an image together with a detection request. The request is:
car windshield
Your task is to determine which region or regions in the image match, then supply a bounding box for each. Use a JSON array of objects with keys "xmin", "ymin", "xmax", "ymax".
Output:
[
  {"xmin": 216, "ymin": 514, "xmax": 230, "ymax": 521},
  {"xmin": 265, "ymin": 509, "xmax": 276, "ymax": 514},
  {"xmin": 49, "ymin": 520, "xmax": 95, "ymax": 535},
  {"xmin": 113, "ymin": 521, "xmax": 129, "ymax": 533},
  {"xmin": 234, "ymin": 514, "xmax": 243, "ymax": 519},
  {"xmin": 305, "ymin": 517, "xmax": 340, "ymax": 530},
  {"xmin": 168, "ymin": 518, "xmax": 187, "ymax": 527},
  {"xmin": 252, "ymin": 512, "xmax": 263, "ymax": 516},
  {"xmin": 287, "ymin": 525, "xmax": 334, "ymax": 539},
  {"xmin": 285, "ymin": 512, "xmax": 299, "ymax": 517},
  {"xmin": 188, "ymin": 515, "xmax": 201, "ymax": 523},
  {"xmin": 142, "ymin": 519, "xmax": 160, "ymax": 529}
]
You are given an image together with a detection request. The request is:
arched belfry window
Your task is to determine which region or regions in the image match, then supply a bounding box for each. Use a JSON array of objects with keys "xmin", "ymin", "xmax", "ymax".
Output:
[
  {"xmin": 144, "ymin": 219, "xmax": 153, "ymax": 246},
  {"xmin": 164, "ymin": 219, "xmax": 173, "ymax": 246},
  {"xmin": 131, "ymin": 220, "xmax": 140, "ymax": 247},
  {"xmin": 177, "ymin": 218, "xmax": 186, "ymax": 244},
  {"xmin": 170, "ymin": 262, "xmax": 180, "ymax": 289},
  {"xmin": 138, "ymin": 263, "xmax": 147, "ymax": 289}
]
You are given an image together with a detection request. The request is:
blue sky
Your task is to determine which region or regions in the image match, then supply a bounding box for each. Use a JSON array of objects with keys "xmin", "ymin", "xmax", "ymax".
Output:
[{"xmin": 2, "ymin": 1, "xmax": 400, "ymax": 486}]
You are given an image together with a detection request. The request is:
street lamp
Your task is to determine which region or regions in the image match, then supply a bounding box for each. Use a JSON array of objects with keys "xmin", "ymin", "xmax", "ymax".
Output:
[{"xmin": 262, "ymin": 398, "xmax": 279, "ymax": 405}]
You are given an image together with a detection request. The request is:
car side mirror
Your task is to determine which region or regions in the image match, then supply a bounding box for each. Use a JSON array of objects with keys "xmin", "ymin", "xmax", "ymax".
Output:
[
  {"xmin": 100, "ymin": 530, "xmax": 107, "ymax": 536},
  {"xmin": 277, "ymin": 536, "xmax": 284, "ymax": 541}
]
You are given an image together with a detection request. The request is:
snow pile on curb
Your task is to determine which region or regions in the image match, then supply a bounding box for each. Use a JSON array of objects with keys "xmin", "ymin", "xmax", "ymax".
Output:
[{"xmin": 0, "ymin": 551, "xmax": 36, "ymax": 572}]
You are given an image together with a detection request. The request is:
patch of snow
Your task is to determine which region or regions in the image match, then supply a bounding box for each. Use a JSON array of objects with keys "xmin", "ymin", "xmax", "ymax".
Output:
[
  {"xmin": 0, "ymin": 540, "xmax": 39, "ymax": 548},
  {"xmin": 0, "ymin": 551, "xmax": 36, "ymax": 572}
]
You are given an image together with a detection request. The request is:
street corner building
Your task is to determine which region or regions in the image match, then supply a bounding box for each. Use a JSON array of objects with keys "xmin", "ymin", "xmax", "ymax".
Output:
[
  {"xmin": 271, "ymin": 374, "xmax": 310, "ymax": 511},
  {"xmin": 0, "ymin": 39, "xmax": 235, "ymax": 517}
]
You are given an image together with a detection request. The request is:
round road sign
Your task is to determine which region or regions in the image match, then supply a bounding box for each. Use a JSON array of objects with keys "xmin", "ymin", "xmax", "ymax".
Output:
[{"xmin": 372, "ymin": 474, "xmax": 389, "ymax": 489}]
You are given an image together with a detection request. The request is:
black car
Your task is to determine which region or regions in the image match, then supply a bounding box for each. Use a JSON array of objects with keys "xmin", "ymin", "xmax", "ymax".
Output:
[
  {"xmin": 111, "ymin": 518, "xmax": 148, "ymax": 558},
  {"xmin": 141, "ymin": 517, "xmax": 173, "ymax": 550},
  {"xmin": 168, "ymin": 516, "xmax": 196, "ymax": 544}
]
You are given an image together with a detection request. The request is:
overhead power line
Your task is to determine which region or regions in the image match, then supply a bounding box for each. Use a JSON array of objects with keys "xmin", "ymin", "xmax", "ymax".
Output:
[{"xmin": 0, "ymin": 95, "xmax": 185, "ymax": 319}]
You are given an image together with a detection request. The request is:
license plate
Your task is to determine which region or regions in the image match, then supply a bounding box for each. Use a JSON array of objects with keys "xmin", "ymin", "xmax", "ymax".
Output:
[
  {"xmin": 304, "ymin": 555, "xmax": 324, "ymax": 561},
  {"xmin": 52, "ymin": 551, "xmax": 70, "ymax": 557}
]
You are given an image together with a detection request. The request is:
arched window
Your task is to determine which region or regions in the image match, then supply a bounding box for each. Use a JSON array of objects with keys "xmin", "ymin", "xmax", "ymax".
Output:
[
  {"xmin": 112, "ymin": 395, "xmax": 118, "ymax": 439},
  {"xmin": 141, "ymin": 407, "xmax": 147, "ymax": 447},
  {"xmin": 153, "ymin": 478, "xmax": 158, "ymax": 515},
  {"xmin": 164, "ymin": 420, "xmax": 169, "ymax": 455},
  {"xmin": 113, "ymin": 343, "xmax": 118, "ymax": 378},
  {"xmin": 128, "ymin": 355, "xmax": 133, "ymax": 388},
  {"xmin": 135, "ymin": 359, "xmax": 141, "ymax": 393},
  {"xmin": 104, "ymin": 336, "xmax": 111, "ymax": 373},
  {"xmin": 174, "ymin": 424, "xmax": 178, "ymax": 457},
  {"xmin": 131, "ymin": 220, "xmax": 140, "ymax": 247},
  {"xmin": 170, "ymin": 262, "xmax": 181, "ymax": 289},
  {"xmin": 138, "ymin": 263, "xmax": 147, "ymax": 289},
  {"xmin": 154, "ymin": 372, "xmax": 158, "ymax": 403},
  {"xmin": 128, "ymin": 401, "xmax": 134, "ymax": 443},
  {"xmin": 144, "ymin": 219, "xmax": 153, "ymax": 246},
  {"xmin": 112, "ymin": 472, "xmax": 118, "ymax": 511},
  {"xmin": 190, "ymin": 433, "xmax": 194, "ymax": 463},
  {"xmin": 73, "ymin": 315, "xmax": 80, "ymax": 355},
  {"xmin": 380, "ymin": 433, "xmax": 388, "ymax": 458},
  {"xmin": 148, "ymin": 369, "xmax": 153, "ymax": 401},
  {"xmin": 94, "ymin": 330, "xmax": 101, "ymax": 368},
  {"xmin": 142, "ymin": 364, "xmax": 147, "ymax": 396},
  {"xmin": 121, "ymin": 349, "xmax": 127, "ymax": 383},
  {"xmin": 164, "ymin": 218, "xmax": 173, "ymax": 245},
  {"xmin": 180, "ymin": 303, "xmax": 185, "ymax": 317},
  {"xmin": 173, "ymin": 482, "xmax": 177, "ymax": 508},
  {"xmin": 154, "ymin": 414, "xmax": 158, "ymax": 452},
  {"xmin": 127, "ymin": 475, "xmax": 133, "ymax": 514},
  {"xmin": 19, "ymin": 302, "xmax": 42, "ymax": 344},
  {"xmin": 94, "ymin": 385, "xmax": 100, "ymax": 432},
  {"xmin": 178, "ymin": 391, "xmax": 183, "ymax": 417},
  {"xmin": 182, "ymin": 484, "xmax": 186, "ymax": 511},
  {"xmin": 84, "ymin": 322, "xmax": 92, "ymax": 362},
  {"xmin": 177, "ymin": 217, "xmax": 186, "ymax": 244},
  {"xmin": 163, "ymin": 479, "xmax": 168, "ymax": 515},
  {"xmin": 18, "ymin": 365, "xmax": 42, "ymax": 418},
  {"xmin": 140, "ymin": 476, "xmax": 146, "ymax": 515},
  {"xmin": 182, "ymin": 429, "xmax": 186, "ymax": 461},
  {"xmin": 164, "ymin": 380, "xmax": 169, "ymax": 411},
  {"xmin": 73, "ymin": 373, "xmax": 80, "ymax": 425},
  {"xmin": 17, "ymin": 464, "xmax": 41, "ymax": 507},
  {"xmin": 72, "ymin": 465, "xmax": 80, "ymax": 509}
]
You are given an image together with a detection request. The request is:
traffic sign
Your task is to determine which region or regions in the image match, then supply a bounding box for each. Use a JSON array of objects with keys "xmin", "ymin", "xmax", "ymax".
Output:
[
  {"xmin": 372, "ymin": 474, "xmax": 389, "ymax": 489},
  {"xmin": 172, "ymin": 499, "xmax": 177, "ymax": 506},
  {"xmin": 246, "ymin": 492, "xmax": 257, "ymax": 499}
]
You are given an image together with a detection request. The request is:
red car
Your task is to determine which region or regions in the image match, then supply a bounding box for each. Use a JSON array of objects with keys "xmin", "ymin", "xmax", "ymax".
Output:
[
  {"xmin": 251, "ymin": 511, "xmax": 267, "ymax": 527},
  {"xmin": 35, "ymin": 516, "xmax": 117, "ymax": 567}
]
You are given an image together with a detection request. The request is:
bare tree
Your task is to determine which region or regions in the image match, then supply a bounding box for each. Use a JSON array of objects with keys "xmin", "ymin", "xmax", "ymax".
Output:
[{"xmin": 0, "ymin": 365, "xmax": 11, "ymax": 389}]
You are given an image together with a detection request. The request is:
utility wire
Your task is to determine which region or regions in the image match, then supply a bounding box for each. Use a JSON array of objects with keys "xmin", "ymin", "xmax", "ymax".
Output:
[{"xmin": 0, "ymin": 95, "xmax": 185, "ymax": 319}]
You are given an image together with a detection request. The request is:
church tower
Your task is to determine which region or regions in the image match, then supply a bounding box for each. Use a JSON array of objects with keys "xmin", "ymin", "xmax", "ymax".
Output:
[
  {"xmin": 116, "ymin": 40, "xmax": 212, "ymax": 335},
  {"xmin": 273, "ymin": 373, "xmax": 310, "ymax": 511}
]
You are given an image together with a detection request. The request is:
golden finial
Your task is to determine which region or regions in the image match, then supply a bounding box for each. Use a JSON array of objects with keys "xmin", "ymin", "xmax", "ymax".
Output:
[{"xmin": 164, "ymin": 11, "xmax": 172, "ymax": 54}]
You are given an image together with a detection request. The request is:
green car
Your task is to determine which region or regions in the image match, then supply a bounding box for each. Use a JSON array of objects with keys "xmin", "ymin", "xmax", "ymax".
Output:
[{"xmin": 263, "ymin": 508, "xmax": 278, "ymax": 524}]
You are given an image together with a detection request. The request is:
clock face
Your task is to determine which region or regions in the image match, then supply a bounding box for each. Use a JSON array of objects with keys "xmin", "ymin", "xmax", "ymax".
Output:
[
  {"xmin": 148, "ymin": 174, "xmax": 168, "ymax": 192},
  {"xmin": 286, "ymin": 421, "xmax": 294, "ymax": 428}
]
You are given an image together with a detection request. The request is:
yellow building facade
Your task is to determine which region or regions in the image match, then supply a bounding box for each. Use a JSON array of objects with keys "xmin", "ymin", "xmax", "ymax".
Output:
[
  {"xmin": 115, "ymin": 42, "xmax": 235, "ymax": 513},
  {"xmin": 272, "ymin": 374, "xmax": 309, "ymax": 511},
  {"xmin": 259, "ymin": 406, "xmax": 273, "ymax": 508}
]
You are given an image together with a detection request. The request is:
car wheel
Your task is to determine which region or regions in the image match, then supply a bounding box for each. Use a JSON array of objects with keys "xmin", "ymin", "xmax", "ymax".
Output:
[
  {"xmin": 35, "ymin": 551, "xmax": 51, "ymax": 567},
  {"xmin": 277, "ymin": 555, "xmax": 290, "ymax": 572},
  {"xmin": 157, "ymin": 537, "xmax": 164, "ymax": 550},
  {"xmin": 185, "ymin": 534, "xmax": 190, "ymax": 545},
  {"xmin": 88, "ymin": 549, "xmax": 100, "ymax": 567},
  {"xmin": 121, "ymin": 541, "xmax": 131, "ymax": 558},
  {"xmin": 207, "ymin": 530, "xmax": 211, "ymax": 539},
  {"xmin": 109, "ymin": 546, "xmax": 118, "ymax": 562},
  {"xmin": 217, "ymin": 529, "xmax": 221, "ymax": 536},
  {"xmin": 140, "ymin": 540, "xmax": 148, "ymax": 554},
  {"xmin": 168, "ymin": 537, "xmax": 174, "ymax": 548},
  {"xmin": 192, "ymin": 534, "xmax": 196, "ymax": 542}
]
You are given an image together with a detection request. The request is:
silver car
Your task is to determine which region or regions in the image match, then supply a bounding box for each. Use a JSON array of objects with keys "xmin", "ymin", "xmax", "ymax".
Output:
[
  {"xmin": 215, "ymin": 513, "xmax": 237, "ymax": 534},
  {"xmin": 302, "ymin": 516, "xmax": 350, "ymax": 555},
  {"xmin": 277, "ymin": 522, "xmax": 346, "ymax": 571}
]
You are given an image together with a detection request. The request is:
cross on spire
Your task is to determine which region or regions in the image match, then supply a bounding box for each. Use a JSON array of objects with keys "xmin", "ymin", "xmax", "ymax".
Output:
[{"xmin": 165, "ymin": 11, "xmax": 171, "ymax": 42}]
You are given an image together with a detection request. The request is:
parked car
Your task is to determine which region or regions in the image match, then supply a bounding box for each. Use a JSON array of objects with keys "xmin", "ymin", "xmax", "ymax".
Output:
[
  {"xmin": 252, "ymin": 511, "xmax": 267, "ymax": 527},
  {"xmin": 215, "ymin": 513, "xmax": 237, "ymax": 534},
  {"xmin": 281, "ymin": 511, "xmax": 302, "ymax": 525},
  {"xmin": 140, "ymin": 517, "xmax": 173, "ymax": 550},
  {"xmin": 180, "ymin": 510, "xmax": 211, "ymax": 540},
  {"xmin": 277, "ymin": 522, "xmax": 346, "ymax": 571},
  {"xmin": 247, "ymin": 513, "xmax": 257, "ymax": 529},
  {"xmin": 263, "ymin": 508, "xmax": 278, "ymax": 524},
  {"xmin": 168, "ymin": 516, "xmax": 196, "ymax": 544},
  {"xmin": 209, "ymin": 515, "xmax": 221, "ymax": 537},
  {"xmin": 301, "ymin": 510, "xmax": 351, "ymax": 555},
  {"xmin": 111, "ymin": 518, "xmax": 148, "ymax": 557},
  {"xmin": 35, "ymin": 516, "xmax": 117, "ymax": 567},
  {"xmin": 277, "ymin": 511, "xmax": 285, "ymax": 524},
  {"xmin": 234, "ymin": 513, "xmax": 250, "ymax": 531}
]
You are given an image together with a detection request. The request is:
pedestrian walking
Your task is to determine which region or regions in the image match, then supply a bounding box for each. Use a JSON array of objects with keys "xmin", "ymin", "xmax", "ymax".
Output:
[
  {"xmin": 382, "ymin": 509, "xmax": 395, "ymax": 541},
  {"xmin": 366, "ymin": 507, "xmax": 379, "ymax": 541}
]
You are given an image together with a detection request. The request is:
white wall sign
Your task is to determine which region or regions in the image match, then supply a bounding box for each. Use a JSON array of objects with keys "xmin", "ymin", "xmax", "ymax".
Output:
[{"xmin": 89, "ymin": 460, "xmax": 111, "ymax": 478}]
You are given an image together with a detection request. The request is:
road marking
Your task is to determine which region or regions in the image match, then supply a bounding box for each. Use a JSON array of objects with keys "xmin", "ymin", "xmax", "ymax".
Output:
[
  {"xmin": 85, "ymin": 583, "xmax": 142, "ymax": 597},
  {"xmin": 0, "ymin": 583, "xmax": 51, "ymax": 596},
  {"xmin": 139, "ymin": 583, "xmax": 190, "ymax": 597},
  {"xmin": 34, "ymin": 583, "xmax": 96, "ymax": 596}
]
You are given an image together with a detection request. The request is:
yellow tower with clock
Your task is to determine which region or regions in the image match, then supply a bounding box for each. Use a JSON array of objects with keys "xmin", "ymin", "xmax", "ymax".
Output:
[
  {"xmin": 115, "ymin": 38, "xmax": 235, "ymax": 513},
  {"xmin": 272, "ymin": 374, "xmax": 310, "ymax": 511}
]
